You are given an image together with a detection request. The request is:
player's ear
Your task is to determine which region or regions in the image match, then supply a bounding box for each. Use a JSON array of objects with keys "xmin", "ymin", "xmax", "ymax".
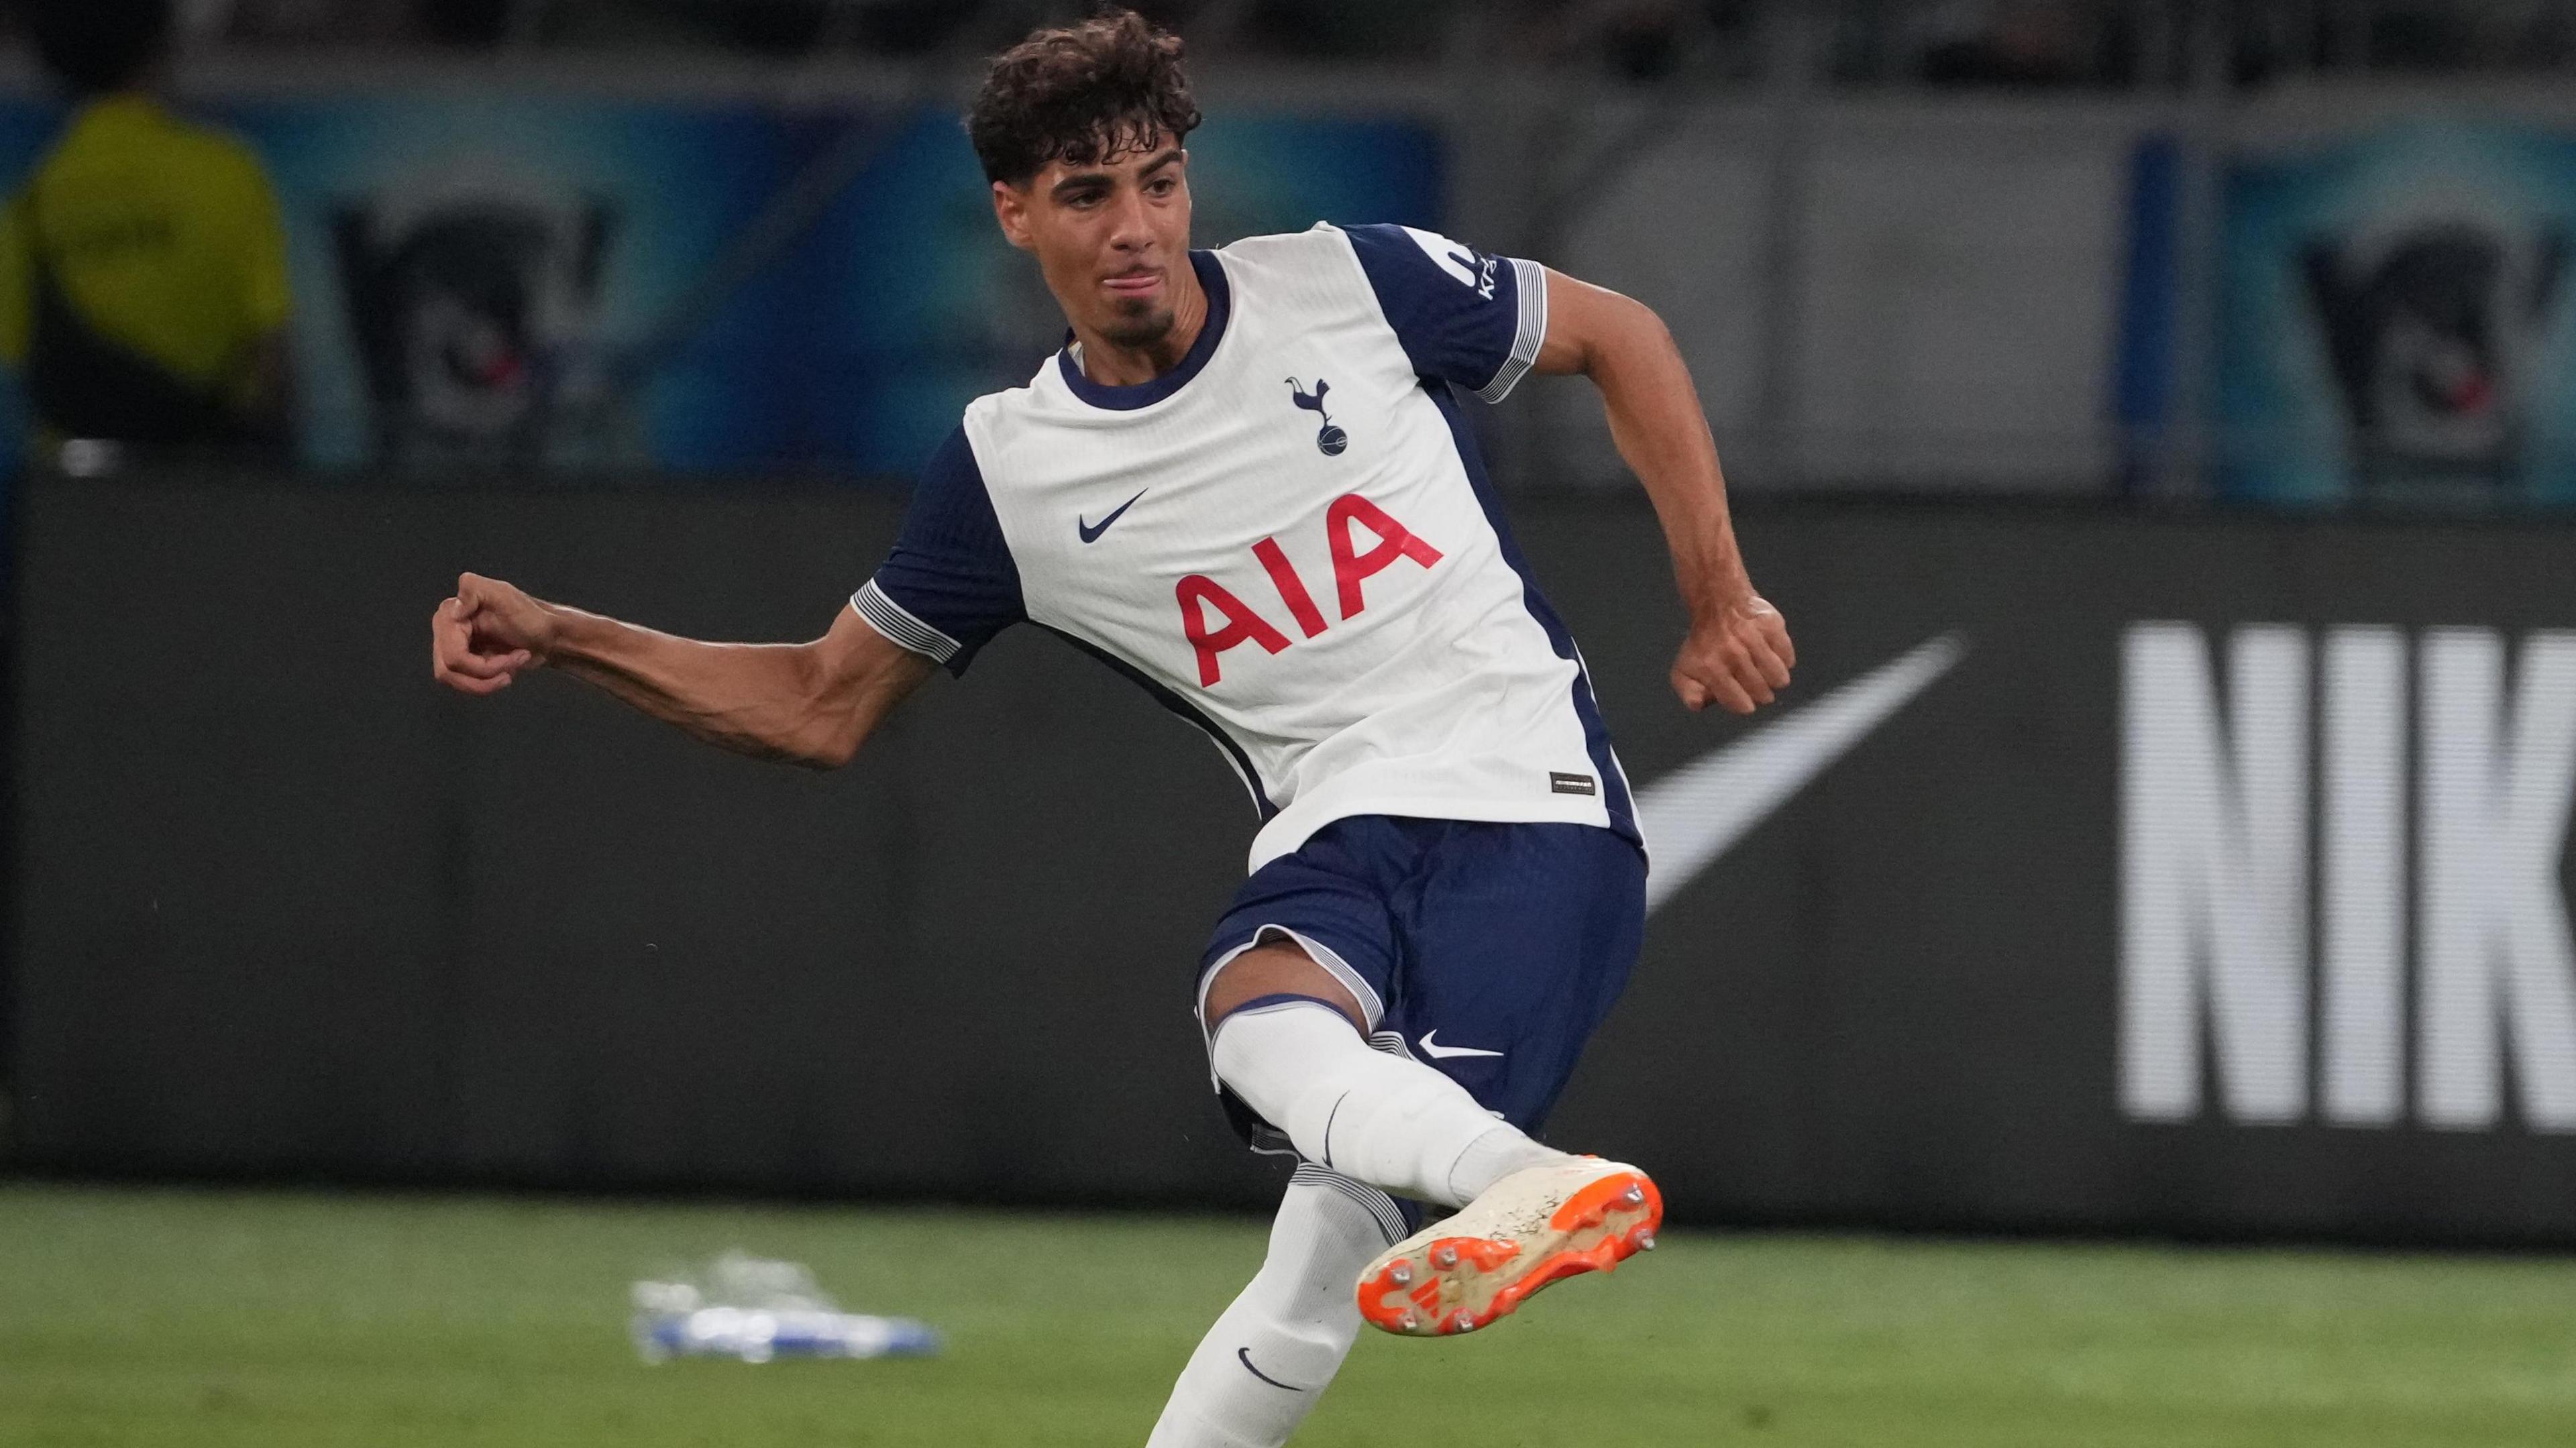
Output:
[{"xmin": 991, "ymin": 181, "xmax": 1035, "ymax": 252}]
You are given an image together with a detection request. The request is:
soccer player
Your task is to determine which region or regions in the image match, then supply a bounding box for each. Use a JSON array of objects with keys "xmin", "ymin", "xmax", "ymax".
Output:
[{"xmin": 429, "ymin": 11, "xmax": 1792, "ymax": 1444}]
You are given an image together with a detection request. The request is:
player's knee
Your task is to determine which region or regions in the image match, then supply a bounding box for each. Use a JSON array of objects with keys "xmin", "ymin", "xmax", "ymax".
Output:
[{"xmin": 1201, "ymin": 938, "xmax": 1366, "ymax": 1033}]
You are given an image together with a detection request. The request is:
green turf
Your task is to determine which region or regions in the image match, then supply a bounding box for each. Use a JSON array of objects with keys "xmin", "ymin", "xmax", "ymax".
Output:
[{"xmin": 1, "ymin": 1184, "xmax": 2571, "ymax": 1447}]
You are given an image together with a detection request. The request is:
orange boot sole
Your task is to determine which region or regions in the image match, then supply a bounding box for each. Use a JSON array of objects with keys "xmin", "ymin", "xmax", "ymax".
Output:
[{"xmin": 1356, "ymin": 1164, "xmax": 1664, "ymax": 1337}]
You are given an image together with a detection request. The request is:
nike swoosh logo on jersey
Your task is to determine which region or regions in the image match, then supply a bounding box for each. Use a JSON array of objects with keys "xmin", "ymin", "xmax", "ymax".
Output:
[
  {"xmin": 1078, "ymin": 489, "xmax": 1147, "ymax": 543},
  {"xmin": 1638, "ymin": 634, "xmax": 1964, "ymax": 914},
  {"xmin": 1419, "ymin": 1030, "xmax": 1504, "ymax": 1060}
]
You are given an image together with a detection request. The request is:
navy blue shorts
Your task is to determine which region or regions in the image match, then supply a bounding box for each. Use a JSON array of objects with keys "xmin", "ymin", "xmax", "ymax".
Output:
[{"xmin": 1197, "ymin": 815, "xmax": 1648, "ymax": 1154}]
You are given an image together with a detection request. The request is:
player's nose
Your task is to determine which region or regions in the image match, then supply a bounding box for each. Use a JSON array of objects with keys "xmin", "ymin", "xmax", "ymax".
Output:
[{"xmin": 1106, "ymin": 190, "xmax": 1157, "ymax": 246}]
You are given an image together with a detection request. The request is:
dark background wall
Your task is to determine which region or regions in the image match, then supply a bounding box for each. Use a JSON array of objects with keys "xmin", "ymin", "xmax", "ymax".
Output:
[{"xmin": 15, "ymin": 478, "xmax": 2576, "ymax": 1245}]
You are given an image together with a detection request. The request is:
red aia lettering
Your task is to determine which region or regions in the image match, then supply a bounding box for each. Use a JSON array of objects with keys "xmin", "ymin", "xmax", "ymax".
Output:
[
  {"xmin": 1326, "ymin": 494, "xmax": 1444, "ymax": 619},
  {"xmin": 1177, "ymin": 496, "xmax": 1443, "ymax": 687},
  {"xmin": 1251, "ymin": 537, "xmax": 1330, "ymax": 638},
  {"xmin": 1177, "ymin": 574, "xmax": 1291, "ymax": 686}
]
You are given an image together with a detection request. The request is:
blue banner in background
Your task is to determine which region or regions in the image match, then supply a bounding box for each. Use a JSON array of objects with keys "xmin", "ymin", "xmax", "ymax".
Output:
[
  {"xmin": 0, "ymin": 93, "xmax": 1442, "ymax": 479},
  {"xmin": 233, "ymin": 97, "xmax": 812, "ymax": 472},
  {"xmin": 2219, "ymin": 123, "xmax": 2576, "ymax": 507}
]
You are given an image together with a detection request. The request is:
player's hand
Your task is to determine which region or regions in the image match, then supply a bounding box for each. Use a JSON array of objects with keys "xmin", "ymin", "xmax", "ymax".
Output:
[
  {"xmin": 431, "ymin": 572, "xmax": 553, "ymax": 696},
  {"xmin": 1671, "ymin": 594, "xmax": 1794, "ymax": 714}
]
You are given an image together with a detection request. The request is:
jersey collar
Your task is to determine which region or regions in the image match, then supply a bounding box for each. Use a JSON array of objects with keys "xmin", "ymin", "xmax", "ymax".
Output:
[{"xmin": 1057, "ymin": 249, "xmax": 1230, "ymax": 411}]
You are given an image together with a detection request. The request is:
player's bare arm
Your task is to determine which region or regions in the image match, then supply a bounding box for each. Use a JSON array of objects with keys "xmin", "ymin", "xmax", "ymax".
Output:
[
  {"xmin": 429, "ymin": 573, "xmax": 932, "ymax": 767},
  {"xmin": 1535, "ymin": 268, "xmax": 1796, "ymax": 715}
]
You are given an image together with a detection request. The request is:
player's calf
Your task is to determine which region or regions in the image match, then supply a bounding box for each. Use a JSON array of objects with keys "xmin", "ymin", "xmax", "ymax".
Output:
[
  {"xmin": 1356, "ymin": 1158, "xmax": 1662, "ymax": 1337},
  {"xmin": 1147, "ymin": 1166, "xmax": 1395, "ymax": 1447},
  {"xmin": 1210, "ymin": 997, "xmax": 1562, "ymax": 1207}
]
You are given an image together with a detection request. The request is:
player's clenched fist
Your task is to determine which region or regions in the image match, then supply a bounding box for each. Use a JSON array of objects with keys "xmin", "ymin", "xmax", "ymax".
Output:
[
  {"xmin": 431, "ymin": 572, "xmax": 551, "ymax": 696},
  {"xmin": 1670, "ymin": 594, "xmax": 1794, "ymax": 715}
]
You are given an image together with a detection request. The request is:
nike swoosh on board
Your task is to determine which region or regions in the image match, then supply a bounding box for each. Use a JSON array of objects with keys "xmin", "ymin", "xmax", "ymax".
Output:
[
  {"xmin": 1078, "ymin": 489, "xmax": 1148, "ymax": 543},
  {"xmin": 1419, "ymin": 1030, "xmax": 1504, "ymax": 1060},
  {"xmin": 1638, "ymin": 634, "xmax": 1965, "ymax": 914}
]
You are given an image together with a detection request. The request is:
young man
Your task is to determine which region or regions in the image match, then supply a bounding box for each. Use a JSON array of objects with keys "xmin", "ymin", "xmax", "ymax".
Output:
[{"xmin": 430, "ymin": 11, "xmax": 1792, "ymax": 1444}]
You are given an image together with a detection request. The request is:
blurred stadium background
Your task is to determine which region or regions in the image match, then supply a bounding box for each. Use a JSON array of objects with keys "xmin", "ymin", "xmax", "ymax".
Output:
[{"xmin": 5, "ymin": 1, "xmax": 2576, "ymax": 1443}]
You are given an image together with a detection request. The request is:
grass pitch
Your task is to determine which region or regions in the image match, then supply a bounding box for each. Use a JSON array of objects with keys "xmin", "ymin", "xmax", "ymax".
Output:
[{"xmin": 1, "ymin": 1184, "xmax": 2570, "ymax": 1447}]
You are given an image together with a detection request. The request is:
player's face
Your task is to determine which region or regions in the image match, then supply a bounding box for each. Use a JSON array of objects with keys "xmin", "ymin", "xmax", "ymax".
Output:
[{"xmin": 993, "ymin": 137, "xmax": 1193, "ymax": 350}]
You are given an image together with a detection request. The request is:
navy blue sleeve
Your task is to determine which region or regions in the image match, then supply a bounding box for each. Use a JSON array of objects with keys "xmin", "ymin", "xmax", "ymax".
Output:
[
  {"xmin": 1341, "ymin": 223, "xmax": 1548, "ymax": 402},
  {"xmin": 854, "ymin": 426, "xmax": 1024, "ymax": 676}
]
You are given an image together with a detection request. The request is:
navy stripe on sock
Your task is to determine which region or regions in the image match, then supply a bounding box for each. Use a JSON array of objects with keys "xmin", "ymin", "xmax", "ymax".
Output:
[
  {"xmin": 1218, "ymin": 992, "xmax": 1354, "ymax": 1021},
  {"xmin": 1291, "ymin": 1162, "xmax": 1409, "ymax": 1246}
]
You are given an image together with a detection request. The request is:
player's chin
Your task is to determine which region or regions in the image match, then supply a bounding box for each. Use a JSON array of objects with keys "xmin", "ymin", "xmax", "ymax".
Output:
[{"xmin": 1097, "ymin": 304, "xmax": 1175, "ymax": 348}]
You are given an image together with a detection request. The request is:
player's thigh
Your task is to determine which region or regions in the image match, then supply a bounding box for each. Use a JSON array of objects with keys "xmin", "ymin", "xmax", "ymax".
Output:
[
  {"xmin": 1195, "ymin": 818, "xmax": 1406, "ymax": 1040},
  {"xmin": 1202, "ymin": 938, "xmax": 1367, "ymax": 1032},
  {"xmin": 1391, "ymin": 822, "xmax": 1647, "ymax": 1132}
]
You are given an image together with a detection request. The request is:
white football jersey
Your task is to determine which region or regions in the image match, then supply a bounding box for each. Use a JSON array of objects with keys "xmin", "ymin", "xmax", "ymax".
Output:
[{"xmin": 853, "ymin": 223, "xmax": 1636, "ymax": 873}]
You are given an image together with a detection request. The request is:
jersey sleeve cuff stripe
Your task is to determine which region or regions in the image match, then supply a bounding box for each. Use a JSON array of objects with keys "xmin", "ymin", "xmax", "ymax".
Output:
[
  {"xmin": 1474, "ymin": 256, "xmax": 1549, "ymax": 404},
  {"xmin": 852, "ymin": 579, "xmax": 960, "ymax": 663}
]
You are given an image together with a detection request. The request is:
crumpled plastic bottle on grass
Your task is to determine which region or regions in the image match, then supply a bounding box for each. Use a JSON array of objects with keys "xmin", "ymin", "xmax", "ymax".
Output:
[{"xmin": 630, "ymin": 1250, "xmax": 941, "ymax": 1363}]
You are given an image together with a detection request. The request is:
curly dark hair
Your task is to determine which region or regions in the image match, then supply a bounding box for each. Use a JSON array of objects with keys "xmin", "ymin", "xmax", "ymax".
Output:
[{"xmin": 967, "ymin": 9, "xmax": 1203, "ymax": 186}]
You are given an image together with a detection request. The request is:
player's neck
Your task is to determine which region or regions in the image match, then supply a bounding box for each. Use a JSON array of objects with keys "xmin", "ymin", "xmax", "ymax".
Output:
[{"xmin": 1069, "ymin": 260, "xmax": 1209, "ymax": 388}]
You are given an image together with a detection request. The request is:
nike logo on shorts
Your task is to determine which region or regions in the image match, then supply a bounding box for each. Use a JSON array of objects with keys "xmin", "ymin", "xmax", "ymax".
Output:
[
  {"xmin": 1078, "ymin": 489, "xmax": 1147, "ymax": 543},
  {"xmin": 1419, "ymin": 1030, "xmax": 1503, "ymax": 1060}
]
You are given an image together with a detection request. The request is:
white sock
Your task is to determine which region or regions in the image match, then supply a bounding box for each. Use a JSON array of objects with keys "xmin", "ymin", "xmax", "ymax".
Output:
[
  {"xmin": 1208, "ymin": 1000, "xmax": 1568, "ymax": 1209},
  {"xmin": 1146, "ymin": 1168, "xmax": 1397, "ymax": 1448},
  {"xmin": 1449, "ymin": 1123, "xmax": 1569, "ymax": 1201}
]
